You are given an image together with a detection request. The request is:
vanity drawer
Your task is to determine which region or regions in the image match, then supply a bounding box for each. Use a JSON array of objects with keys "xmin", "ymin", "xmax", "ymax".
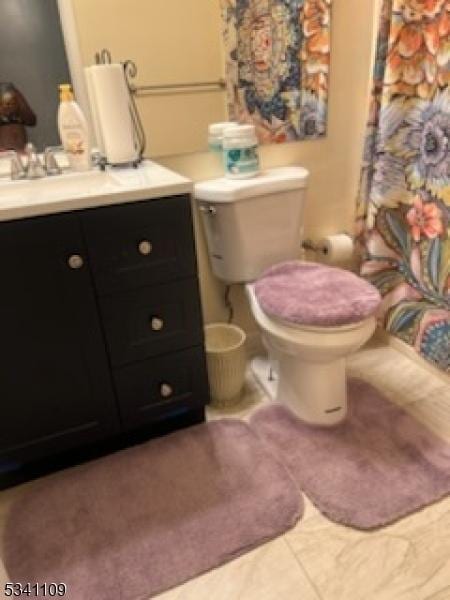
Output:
[
  {"xmin": 113, "ymin": 346, "xmax": 209, "ymax": 430},
  {"xmin": 99, "ymin": 278, "xmax": 203, "ymax": 366},
  {"xmin": 81, "ymin": 195, "xmax": 197, "ymax": 294}
]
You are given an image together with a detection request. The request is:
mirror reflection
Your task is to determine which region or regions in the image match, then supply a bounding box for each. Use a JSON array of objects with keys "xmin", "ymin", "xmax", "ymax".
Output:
[
  {"xmin": 73, "ymin": 0, "xmax": 227, "ymax": 157},
  {"xmin": 1, "ymin": 0, "xmax": 332, "ymax": 157},
  {"xmin": 0, "ymin": 0, "xmax": 71, "ymax": 152}
]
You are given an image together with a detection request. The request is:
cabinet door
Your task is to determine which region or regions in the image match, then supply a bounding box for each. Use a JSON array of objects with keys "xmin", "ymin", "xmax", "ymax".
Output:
[{"xmin": 0, "ymin": 214, "xmax": 119, "ymax": 464}]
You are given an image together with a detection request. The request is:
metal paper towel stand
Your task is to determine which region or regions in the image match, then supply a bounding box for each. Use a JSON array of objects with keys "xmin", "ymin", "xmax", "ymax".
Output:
[{"xmin": 94, "ymin": 49, "xmax": 146, "ymax": 169}]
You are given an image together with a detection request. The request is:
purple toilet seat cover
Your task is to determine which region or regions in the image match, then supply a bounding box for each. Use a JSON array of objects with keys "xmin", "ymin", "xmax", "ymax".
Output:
[{"xmin": 254, "ymin": 261, "xmax": 381, "ymax": 327}]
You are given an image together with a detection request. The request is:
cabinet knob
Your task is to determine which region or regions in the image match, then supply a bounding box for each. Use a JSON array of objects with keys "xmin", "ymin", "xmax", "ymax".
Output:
[
  {"xmin": 67, "ymin": 254, "xmax": 84, "ymax": 270},
  {"xmin": 160, "ymin": 383, "xmax": 173, "ymax": 398},
  {"xmin": 138, "ymin": 240, "xmax": 153, "ymax": 255},
  {"xmin": 150, "ymin": 316, "xmax": 164, "ymax": 331}
]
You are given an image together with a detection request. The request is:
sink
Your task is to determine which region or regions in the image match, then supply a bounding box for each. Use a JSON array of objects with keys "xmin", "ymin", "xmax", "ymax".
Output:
[
  {"xmin": 0, "ymin": 159, "xmax": 193, "ymax": 223},
  {"xmin": 0, "ymin": 169, "xmax": 122, "ymax": 207}
]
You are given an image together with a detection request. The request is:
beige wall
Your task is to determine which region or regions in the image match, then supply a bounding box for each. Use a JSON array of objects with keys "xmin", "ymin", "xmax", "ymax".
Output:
[
  {"xmin": 159, "ymin": 0, "xmax": 380, "ymax": 333},
  {"xmin": 71, "ymin": 0, "xmax": 227, "ymax": 156},
  {"xmin": 71, "ymin": 0, "xmax": 379, "ymax": 335}
]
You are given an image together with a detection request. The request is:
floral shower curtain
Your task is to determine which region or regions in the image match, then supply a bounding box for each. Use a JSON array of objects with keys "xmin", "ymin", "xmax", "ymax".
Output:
[
  {"xmin": 220, "ymin": 0, "xmax": 331, "ymax": 143},
  {"xmin": 357, "ymin": 0, "xmax": 449, "ymax": 373}
]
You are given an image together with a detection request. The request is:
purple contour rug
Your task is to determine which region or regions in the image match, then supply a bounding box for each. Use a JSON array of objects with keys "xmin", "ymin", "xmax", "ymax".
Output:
[
  {"xmin": 250, "ymin": 378, "xmax": 450, "ymax": 530},
  {"xmin": 3, "ymin": 419, "xmax": 302, "ymax": 600}
]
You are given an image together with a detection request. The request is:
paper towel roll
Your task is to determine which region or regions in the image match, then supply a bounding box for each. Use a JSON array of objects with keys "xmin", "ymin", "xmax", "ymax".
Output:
[
  {"xmin": 85, "ymin": 68, "xmax": 105, "ymax": 155},
  {"xmin": 85, "ymin": 64, "xmax": 138, "ymax": 165},
  {"xmin": 318, "ymin": 234, "xmax": 354, "ymax": 265}
]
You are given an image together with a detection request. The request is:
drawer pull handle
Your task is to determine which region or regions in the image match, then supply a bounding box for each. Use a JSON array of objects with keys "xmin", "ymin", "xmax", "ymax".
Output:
[
  {"xmin": 160, "ymin": 383, "xmax": 173, "ymax": 398},
  {"xmin": 67, "ymin": 254, "xmax": 84, "ymax": 270},
  {"xmin": 138, "ymin": 240, "xmax": 153, "ymax": 255},
  {"xmin": 150, "ymin": 317, "xmax": 164, "ymax": 331}
]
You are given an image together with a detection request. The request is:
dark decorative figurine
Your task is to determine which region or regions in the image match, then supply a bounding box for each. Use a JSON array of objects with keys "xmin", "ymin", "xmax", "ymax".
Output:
[{"xmin": 0, "ymin": 82, "xmax": 36, "ymax": 151}]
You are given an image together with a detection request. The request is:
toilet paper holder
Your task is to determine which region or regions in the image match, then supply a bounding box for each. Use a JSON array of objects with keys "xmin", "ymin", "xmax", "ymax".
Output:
[
  {"xmin": 302, "ymin": 232, "xmax": 354, "ymax": 258},
  {"xmin": 302, "ymin": 238, "xmax": 328, "ymax": 254}
]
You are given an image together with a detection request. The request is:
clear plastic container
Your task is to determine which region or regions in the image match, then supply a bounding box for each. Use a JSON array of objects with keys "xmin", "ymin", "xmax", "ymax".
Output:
[
  {"xmin": 222, "ymin": 124, "xmax": 260, "ymax": 179},
  {"xmin": 208, "ymin": 122, "xmax": 237, "ymax": 153}
]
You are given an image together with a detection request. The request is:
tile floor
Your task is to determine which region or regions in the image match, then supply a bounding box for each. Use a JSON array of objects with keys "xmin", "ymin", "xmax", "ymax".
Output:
[{"xmin": 1, "ymin": 337, "xmax": 449, "ymax": 600}]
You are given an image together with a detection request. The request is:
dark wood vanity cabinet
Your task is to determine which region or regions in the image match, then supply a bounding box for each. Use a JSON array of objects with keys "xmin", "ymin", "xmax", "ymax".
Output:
[{"xmin": 0, "ymin": 195, "xmax": 209, "ymax": 469}]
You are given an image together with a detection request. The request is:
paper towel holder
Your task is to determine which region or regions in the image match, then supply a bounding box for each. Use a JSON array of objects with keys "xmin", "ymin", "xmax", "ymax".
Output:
[{"xmin": 94, "ymin": 49, "xmax": 146, "ymax": 169}]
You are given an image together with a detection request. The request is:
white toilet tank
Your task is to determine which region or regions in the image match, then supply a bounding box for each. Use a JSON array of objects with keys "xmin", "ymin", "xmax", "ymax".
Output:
[{"xmin": 194, "ymin": 166, "xmax": 309, "ymax": 283}]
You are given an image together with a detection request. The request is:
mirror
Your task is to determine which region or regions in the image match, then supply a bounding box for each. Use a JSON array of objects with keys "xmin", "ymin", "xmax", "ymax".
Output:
[
  {"xmin": 0, "ymin": 0, "xmax": 71, "ymax": 152},
  {"xmin": 1, "ymin": 0, "xmax": 332, "ymax": 158},
  {"xmin": 72, "ymin": 0, "xmax": 331, "ymax": 157},
  {"xmin": 72, "ymin": 0, "xmax": 226, "ymax": 158}
]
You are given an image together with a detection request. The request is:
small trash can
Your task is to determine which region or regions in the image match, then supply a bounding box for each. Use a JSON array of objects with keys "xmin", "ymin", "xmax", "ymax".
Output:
[{"xmin": 204, "ymin": 323, "xmax": 247, "ymax": 407}]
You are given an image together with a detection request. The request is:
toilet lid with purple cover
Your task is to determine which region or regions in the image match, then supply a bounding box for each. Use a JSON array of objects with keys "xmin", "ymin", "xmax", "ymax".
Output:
[{"xmin": 254, "ymin": 261, "xmax": 381, "ymax": 327}]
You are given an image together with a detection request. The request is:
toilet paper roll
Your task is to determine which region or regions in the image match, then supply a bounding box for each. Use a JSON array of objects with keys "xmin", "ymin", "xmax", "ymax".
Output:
[
  {"xmin": 318, "ymin": 234, "xmax": 354, "ymax": 265},
  {"xmin": 85, "ymin": 64, "xmax": 138, "ymax": 165}
]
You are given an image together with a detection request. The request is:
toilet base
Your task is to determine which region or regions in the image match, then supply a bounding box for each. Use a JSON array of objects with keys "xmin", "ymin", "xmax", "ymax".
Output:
[
  {"xmin": 251, "ymin": 356, "xmax": 278, "ymax": 400},
  {"xmin": 251, "ymin": 355, "xmax": 348, "ymax": 426}
]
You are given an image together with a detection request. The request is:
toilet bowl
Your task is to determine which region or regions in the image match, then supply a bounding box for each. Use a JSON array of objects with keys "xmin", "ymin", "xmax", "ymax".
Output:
[{"xmin": 246, "ymin": 283, "xmax": 376, "ymax": 425}]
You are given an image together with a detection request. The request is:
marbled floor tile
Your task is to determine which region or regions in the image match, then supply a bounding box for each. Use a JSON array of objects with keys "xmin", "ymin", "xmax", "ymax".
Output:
[
  {"xmin": 424, "ymin": 587, "xmax": 450, "ymax": 600},
  {"xmin": 347, "ymin": 340, "xmax": 450, "ymax": 443},
  {"xmin": 155, "ymin": 537, "xmax": 321, "ymax": 600},
  {"xmin": 300, "ymin": 496, "xmax": 320, "ymax": 523},
  {"xmin": 347, "ymin": 341, "xmax": 449, "ymax": 409},
  {"xmin": 285, "ymin": 496, "xmax": 450, "ymax": 600},
  {"xmin": 206, "ymin": 370, "xmax": 269, "ymax": 422}
]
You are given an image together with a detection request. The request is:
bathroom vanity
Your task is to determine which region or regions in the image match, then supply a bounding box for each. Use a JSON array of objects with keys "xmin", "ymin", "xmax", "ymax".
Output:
[{"xmin": 0, "ymin": 161, "xmax": 210, "ymax": 469}]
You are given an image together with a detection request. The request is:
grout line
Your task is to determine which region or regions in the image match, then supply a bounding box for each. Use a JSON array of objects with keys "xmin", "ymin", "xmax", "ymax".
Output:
[{"xmin": 282, "ymin": 535, "xmax": 326, "ymax": 600}]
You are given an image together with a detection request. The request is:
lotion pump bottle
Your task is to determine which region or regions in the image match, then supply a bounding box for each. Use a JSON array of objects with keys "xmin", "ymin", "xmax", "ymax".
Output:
[{"xmin": 57, "ymin": 84, "xmax": 91, "ymax": 171}]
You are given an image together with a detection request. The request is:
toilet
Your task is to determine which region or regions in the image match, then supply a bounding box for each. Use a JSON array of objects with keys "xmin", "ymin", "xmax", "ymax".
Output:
[{"xmin": 194, "ymin": 167, "xmax": 381, "ymax": 426}]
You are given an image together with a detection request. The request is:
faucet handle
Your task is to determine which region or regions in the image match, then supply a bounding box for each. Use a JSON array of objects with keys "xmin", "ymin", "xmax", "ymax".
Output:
[
  {"xmin": 10, "ymin": 153, "xmax": 25, "ymax": 180},
  {"xmin": 27, "ymin": 157, "xmax": 46, "ymax": 180},
  {"xmin": 44, "ymin": 147, "xmax": 63, "ymax": 176},
  {"xmin": 24, "ymin": 143, "xmax": 45, "ymax": 179},
  {"xmin": 0, "ymin": 150, "xmax": 26, "ymax": 181},
  {"xmin": 24, "ymin": 142, "xmax": 37, "ymax": 157}
]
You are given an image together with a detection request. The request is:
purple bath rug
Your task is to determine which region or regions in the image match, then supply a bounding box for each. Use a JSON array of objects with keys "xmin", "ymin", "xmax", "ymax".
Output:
[
  {"xmin": 250, "ymin": 378, "xmax": 450, "ymax": 530},
  {"xmin": 3, "ymin": 420, "xmax": 302, "ymax": 600}
]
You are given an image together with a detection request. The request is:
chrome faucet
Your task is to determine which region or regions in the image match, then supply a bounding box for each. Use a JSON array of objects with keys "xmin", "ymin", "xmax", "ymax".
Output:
[
  {"xmin": 43, "ymin": 146, "xmax": 63, "ymax": 176},
  {"xmin": 0, "ymin": 145, "xmax": 65, "ymax": 181},
  {"xmin": 24, "ymin": 143, "xmax": 46, "ymax": 179}
]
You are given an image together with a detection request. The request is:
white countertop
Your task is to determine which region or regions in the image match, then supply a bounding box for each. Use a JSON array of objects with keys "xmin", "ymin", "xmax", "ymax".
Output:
[{"xmin": 0, "ymin": 160, "xmax": 193, "ymax": 222}]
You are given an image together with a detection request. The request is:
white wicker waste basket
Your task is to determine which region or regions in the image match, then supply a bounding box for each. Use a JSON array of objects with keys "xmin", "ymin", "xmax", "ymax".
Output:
[{"xmin": 204, "ymin": 323, "xmax": 247, "ymax": 407}]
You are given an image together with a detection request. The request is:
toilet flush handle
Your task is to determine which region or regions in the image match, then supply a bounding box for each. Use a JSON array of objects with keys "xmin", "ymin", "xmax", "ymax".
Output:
[{"xmin": 199, "ymin": 204, "xmax": 216, "ymax": 216}]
